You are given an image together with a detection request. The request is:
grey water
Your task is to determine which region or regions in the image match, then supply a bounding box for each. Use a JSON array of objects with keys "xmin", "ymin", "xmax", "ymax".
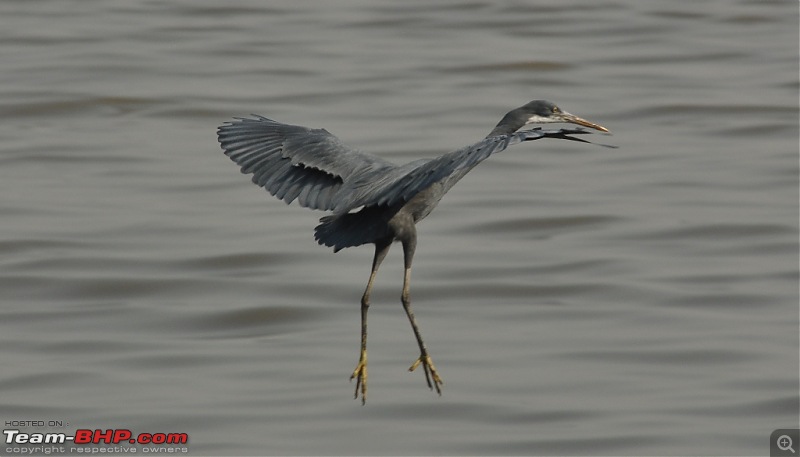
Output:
[{"xmin": 1, "ymin": 1, "xmax": 797, "ymax": 455}]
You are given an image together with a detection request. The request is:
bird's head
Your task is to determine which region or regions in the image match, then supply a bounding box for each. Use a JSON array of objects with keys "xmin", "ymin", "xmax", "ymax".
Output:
[{"xmin": 488, "ymin": 100, "xmax": 609, "ymax": 137}]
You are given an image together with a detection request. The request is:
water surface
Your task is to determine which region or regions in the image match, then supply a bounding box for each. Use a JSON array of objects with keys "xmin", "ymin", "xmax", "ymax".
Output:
[{"xmin": 1, "ymin": 1, "xmax": 797, "ymax": 455}]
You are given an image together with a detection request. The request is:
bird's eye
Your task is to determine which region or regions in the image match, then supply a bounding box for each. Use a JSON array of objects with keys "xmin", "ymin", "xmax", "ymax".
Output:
[{"xmin": 552, "ymin": 106, "xmax": 561, "ymax": 113}]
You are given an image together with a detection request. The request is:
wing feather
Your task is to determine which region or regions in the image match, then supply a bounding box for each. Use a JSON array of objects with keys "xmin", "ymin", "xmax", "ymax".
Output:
[{"xmin": 218, "ymin": 116, "xmax": 396, "ymax": 211}]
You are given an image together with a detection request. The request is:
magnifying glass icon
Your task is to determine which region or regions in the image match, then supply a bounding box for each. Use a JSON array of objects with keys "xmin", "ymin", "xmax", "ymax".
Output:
[{"xmin": 778, "ymin": 435, "xmax": 796, "ymax": 453}]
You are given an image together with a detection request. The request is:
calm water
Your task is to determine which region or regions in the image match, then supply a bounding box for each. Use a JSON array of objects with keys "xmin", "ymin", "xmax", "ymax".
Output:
[{"xmin": 1, "ymin": 1, "xmax": 797, "ymax": 455}]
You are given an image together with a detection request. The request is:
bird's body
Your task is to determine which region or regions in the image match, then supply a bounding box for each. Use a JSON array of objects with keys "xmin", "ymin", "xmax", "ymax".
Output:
[{"xmin": 217, "ymin": 100, "xmax": 611, "ymax": 404}]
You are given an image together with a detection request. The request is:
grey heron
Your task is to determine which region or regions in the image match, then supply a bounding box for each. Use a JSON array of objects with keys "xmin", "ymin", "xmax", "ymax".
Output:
[{"xmin": 217, "ymin": 100, "xmax": 611, "ymax": 404}]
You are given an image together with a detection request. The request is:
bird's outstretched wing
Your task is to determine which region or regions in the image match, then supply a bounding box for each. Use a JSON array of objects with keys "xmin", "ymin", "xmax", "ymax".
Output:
[
  {"xmin": 217, "ymin": 115, "xmax": 396, "ymax": 211},
  {"xmin": 328, "ymin": 127, "xmax": 607, "ymax": 214}
]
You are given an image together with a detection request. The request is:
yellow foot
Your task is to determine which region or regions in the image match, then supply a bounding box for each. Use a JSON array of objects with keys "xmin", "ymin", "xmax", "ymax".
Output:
[
  {"xmin": 409, "ymin": 354, "xmax": 443, "ymax": 395},
  {"xmin": 350, "ymin": 353, "xmax": 367, "ymax": 405}
]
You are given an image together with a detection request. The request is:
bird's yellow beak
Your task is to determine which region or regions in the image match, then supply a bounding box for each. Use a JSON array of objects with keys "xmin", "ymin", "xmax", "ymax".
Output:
[{"xmin": 561, "ymin": 112, "xmax": 610, "ymax": 133}]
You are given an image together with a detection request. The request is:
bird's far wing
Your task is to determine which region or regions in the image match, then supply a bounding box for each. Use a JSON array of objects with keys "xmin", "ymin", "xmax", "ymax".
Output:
[
  {"xmin": 217, "ymin": 115, "xmax": 396, "ymax": 211},
  {"xmin": 330, "ymin": 127, "xmax": 609, "ymax": 214}
]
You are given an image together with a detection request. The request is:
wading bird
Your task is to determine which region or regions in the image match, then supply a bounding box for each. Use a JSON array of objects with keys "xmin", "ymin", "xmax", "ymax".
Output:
[{"xmin": 217, "ymin": 100, "xmax": 611, "ymax": 404}]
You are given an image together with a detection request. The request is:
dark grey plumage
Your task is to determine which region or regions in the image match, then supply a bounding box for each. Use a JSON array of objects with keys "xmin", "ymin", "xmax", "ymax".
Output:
[
  {"xmin": 216, "ymin": 100, "xmax": 611, "ymax": 404},
  {"xmin": 218, "ymin": 105, "xmax": 606, "ymax": 250}
]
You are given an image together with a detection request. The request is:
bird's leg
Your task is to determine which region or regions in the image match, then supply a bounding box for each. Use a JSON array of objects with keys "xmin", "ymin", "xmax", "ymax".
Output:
[
  {"xmin": 401, "ymin": 236, "xmax": 443, "ymax": 395},
  {"xmin": 351, "ymin": 239, "xmax": 391, "ymax": 405}
]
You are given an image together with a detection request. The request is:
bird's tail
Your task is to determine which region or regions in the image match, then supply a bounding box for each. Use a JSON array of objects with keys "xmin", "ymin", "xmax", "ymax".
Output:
[{"xmin": 314, "ymin": 208, "xmax": 392, "ymax": 252}]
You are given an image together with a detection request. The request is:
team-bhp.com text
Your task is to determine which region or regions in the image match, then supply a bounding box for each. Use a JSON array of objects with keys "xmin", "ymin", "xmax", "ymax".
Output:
[{"xmin": 4, "ymin": 429, "xmax": 189, "ymax": 454}]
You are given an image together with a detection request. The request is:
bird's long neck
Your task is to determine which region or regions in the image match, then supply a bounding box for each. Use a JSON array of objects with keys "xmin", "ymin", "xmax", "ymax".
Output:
[{"xmin": 486, "ymin": 109, "xmax": 526, "ymax": 137}]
